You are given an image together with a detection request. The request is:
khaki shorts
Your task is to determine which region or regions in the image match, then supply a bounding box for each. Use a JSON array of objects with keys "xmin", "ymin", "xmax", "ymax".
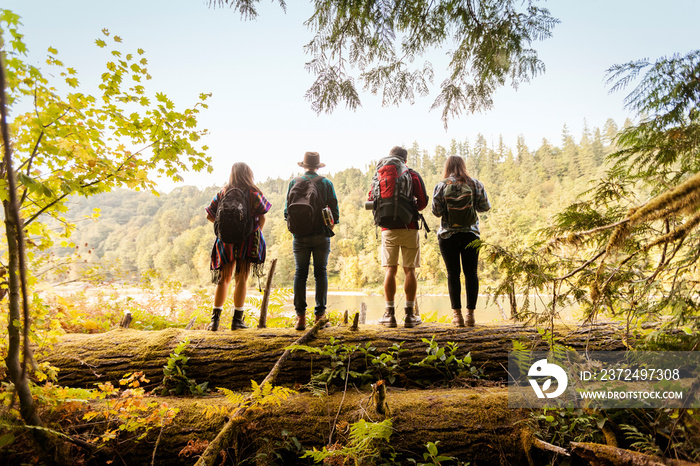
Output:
[{"xmin": 381, "ymin": 229, "xmax": 420, "ymax": 268}]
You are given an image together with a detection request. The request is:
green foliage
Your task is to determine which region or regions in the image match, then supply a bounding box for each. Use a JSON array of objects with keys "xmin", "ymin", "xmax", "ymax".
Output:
[
  {"xmin": 368, "ymin": 343, "xmax": 405, "ymax": 385},
  {"xmin": 250, "ymin": 429, "xmax": 305, "ymax": 466},
  {"xmin": 407, "ymin": 441, "xmax": 466, "ymax": 466},
  {"xmin": 620, "ymin": 424, "xmax": 662, "ymax": 456},
  {"xmin": 244, "ymin": 287, "xmax": 294, "ymax": 328},
  {"xmin": 295, "ymin": 1, "xmax": 558, "ymax": 127},
  {"xmin": 530, "ymin": 408, "xmax": 605, "ymax": 447},
  {"xmin": 302, "ymin": 419, "xmax": 394, "ymax": 465},
  {"xmin": 289, "ymin": 338, "xmax": 375, "ymax": 390},
  {"xmin": 161, "ymin": 338, "xmax": 209, "ymax": 396},
  {"xmin": 0, "ymin": 13, "xmax": 211, "ymax": 258},
  {"xmin": 38, "ymin": 282, "xmax": 214, "ymax": 333},
  {"xmin": 411, "ymin": 337, "xmax": 480, "ymax": 385},
  {"xmin": 518, "ymin": 50, "xmax": 700, "ymax": 338}
]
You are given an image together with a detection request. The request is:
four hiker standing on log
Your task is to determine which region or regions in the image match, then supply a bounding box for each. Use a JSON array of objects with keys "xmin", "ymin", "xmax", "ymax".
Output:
[{"xmin": 207, "ymin": 148, "xmax": 490, "ymax": 330}]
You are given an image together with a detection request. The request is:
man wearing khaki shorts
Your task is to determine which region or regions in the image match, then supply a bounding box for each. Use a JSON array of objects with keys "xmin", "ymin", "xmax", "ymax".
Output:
[{"xmin": 373, "ymin": 146, "xmax": 429, "ymax": 328}]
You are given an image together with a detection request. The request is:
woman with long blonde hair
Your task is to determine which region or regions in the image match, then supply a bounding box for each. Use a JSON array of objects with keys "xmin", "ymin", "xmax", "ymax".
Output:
[
  {"xmin": 431, "ymin": 156, "xmax": 491, "ymax": 327},
  {"xmin": 205, "ymin": 162, "xmax": 270, "ymax": 330}
]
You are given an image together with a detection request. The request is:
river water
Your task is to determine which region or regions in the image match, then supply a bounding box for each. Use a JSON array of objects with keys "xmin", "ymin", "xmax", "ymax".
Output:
[{"xmin": 316, "ymin": 292, "xmax": 580, "ymax": 324}]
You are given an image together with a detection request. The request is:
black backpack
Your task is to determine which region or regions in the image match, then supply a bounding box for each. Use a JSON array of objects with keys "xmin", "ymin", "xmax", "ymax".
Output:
[
  {"xmin": 214, "ymin": 187, "xmax": 255, "ymax": 244},
  {"xmin": 286, "ymin": 176, "xmax": 325, "ymax": 236},
  {"xmin": 369, "ymin": 156, "xmax": 416, "ymax": 228}
]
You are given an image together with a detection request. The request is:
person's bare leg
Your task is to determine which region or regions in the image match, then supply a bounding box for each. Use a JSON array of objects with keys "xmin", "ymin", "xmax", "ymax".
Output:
[
  {"xmin": 403, "ymin": 267, "xmax": 422, "ymax": 328},
  {"xmin": 232, "ymin": 265, "xmax": 250, "ymax": 308},
  {"xmin": 211, "ymin": 263, "xmax": 233, "ymax": 331},
  {"xmin": 403, "ymin": 267, "xmax": 417, "ymax": 302},
  {"xmin": 384, "ymin": 265, "xmax": 398, "ymax": 302}
]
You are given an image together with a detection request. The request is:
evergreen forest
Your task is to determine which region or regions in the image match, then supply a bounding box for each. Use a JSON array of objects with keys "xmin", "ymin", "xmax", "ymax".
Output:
[{"xmin": 54, "ymin": 122, "xmax": 622, "ymax": 296}]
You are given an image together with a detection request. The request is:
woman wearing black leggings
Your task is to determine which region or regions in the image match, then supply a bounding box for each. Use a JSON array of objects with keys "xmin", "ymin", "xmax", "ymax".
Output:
[{"xmin": 431, "ymin": 156, "xmax": 491, "ymax": 327}]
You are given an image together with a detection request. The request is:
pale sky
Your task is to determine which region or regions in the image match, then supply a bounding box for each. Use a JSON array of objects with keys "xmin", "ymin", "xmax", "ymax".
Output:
[{"xmin": 3, "ymin": 1, "xmax": 699, "ymax": 191}]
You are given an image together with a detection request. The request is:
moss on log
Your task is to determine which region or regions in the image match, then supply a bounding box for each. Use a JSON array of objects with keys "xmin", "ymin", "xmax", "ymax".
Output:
[
  {"xmin": 42, "ymin": 323, "xmax": 625, "ymax": 390},
  {"xmin": 80, "ymin": 388, "xmax": 530, "ymax": 466}
]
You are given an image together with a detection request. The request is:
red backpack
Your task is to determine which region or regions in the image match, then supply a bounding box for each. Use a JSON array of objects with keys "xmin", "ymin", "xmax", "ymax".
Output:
[{"xmin": 369, "ymin": 156, "xmax": 416, "ymax": 228}]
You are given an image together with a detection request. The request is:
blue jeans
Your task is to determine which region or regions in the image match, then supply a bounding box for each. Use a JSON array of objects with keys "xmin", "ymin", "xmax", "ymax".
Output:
[{"xmin": 293, "ymin": 234, "xmax": 331, "ymax": 317}]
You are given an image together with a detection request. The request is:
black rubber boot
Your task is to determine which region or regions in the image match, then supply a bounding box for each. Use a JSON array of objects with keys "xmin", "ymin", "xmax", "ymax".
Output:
[
  {"xmin": 209, "ymin": 308, "xmax": 222, "ymax": 332},
  {"xmin": 403, "ymin": 306, "xmax": 422, "ymax": 328},
  {"xmin": 378, "ymin": 307, "xmax": 397, "ymax": 328},
  {"xmin": 231, "ymin": 310, "xmax": 249, "ymax": 330}
]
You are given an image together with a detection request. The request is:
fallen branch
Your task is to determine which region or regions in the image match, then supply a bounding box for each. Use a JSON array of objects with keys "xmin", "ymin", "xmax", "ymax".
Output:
[
  {"xmin": 532, "ymin": 437, "xmax": 569, "ymax": 456},
  {"xmin": 257, "ymin": 258, "xmax": 277, "ymax": 328},
  {"xmin": 570, "ymin": 442, "xmax": 698, "ymax": 466}
]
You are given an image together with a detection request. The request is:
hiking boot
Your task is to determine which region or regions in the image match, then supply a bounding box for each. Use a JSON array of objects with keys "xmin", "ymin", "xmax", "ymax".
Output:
[
  {"xmin": 452, "ymin": 309, "xmax": 465, "ymax": 327},
  {"xmin": 295, "ymin": 314, "xmax": 306, "ymax": 331},
  {"xmin": 231, "ymin": 310, "xmax": 249, "ymax": 330},
  {"xmin": 209, "ymin": 308, "xmax": 222, "ymax": 331},
  {"xmin": 466, "ymin": 309, "xmax": 475, "ymax": 327},
  {"xmin": 315, "ymin": 314, "xmax": 331, "ymax": 328},
  {"xmin": 403, "ymin": 307, "xmax": 422, "ymax": 328},
  {"xmin": 378, "ymin": 307, "xmax": 397, "ymax": 328}
]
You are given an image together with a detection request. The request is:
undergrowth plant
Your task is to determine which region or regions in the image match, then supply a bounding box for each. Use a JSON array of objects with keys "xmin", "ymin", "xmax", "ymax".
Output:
[
  {"xmin": 529, "ymin": 408, "xmax": 605, "ymax": 447},
  {"xmin": 202, "ymin": 381, "xmax": 297, "ymax": 419},
  {"xmin": 290, "ymin": 339, "xmax": 410, "ymax": 391},
  {"xmin": 289, "ymin": 338, "xmax": 375, "ymax": 391},
  {"xmin": 161, "ymin": 338, "xmax": 208, "ymax": 396},
  {"xmin": 302, "ymin": 419, "xmax": 395, "ymax": 465},
  {"xmin": 247, "ymin": 429, "xmax": 306, "ymax": 465},
  {"xmin": 243, "ymin": 287, "xmax": 294, "ymax": 328},
  {"xmin": 411, "ymin": 337, "xmax": 481, "ymax": 385},
  {"xmin": 408, "ymin": 441, "xmax": 467, "ymax": 466},
  {"xmin": 83, "ymin": 372, "xmax": 179, "ymax": 444}
]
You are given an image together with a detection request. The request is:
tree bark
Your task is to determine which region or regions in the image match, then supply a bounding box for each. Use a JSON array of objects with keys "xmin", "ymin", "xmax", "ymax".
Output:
[
  {"xmin": 70, "ymin": 388, "xmax": 530, "ymax": 466},
  {"xmin": 42, "ymin": 322, "xmax": 625, "ymax": 391}
]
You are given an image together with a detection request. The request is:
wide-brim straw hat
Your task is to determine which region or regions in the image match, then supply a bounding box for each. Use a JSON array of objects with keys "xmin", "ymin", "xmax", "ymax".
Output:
[{"xmin": 298, "ymin": 151, "xmax": 326, "ymax": 169}]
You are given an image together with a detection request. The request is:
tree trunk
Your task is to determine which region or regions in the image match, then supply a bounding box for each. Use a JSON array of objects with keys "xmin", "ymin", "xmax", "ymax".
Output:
[
  {"xmin": 42, "ymin": 323, "xmax": 625, "ymax": 391},
  {"xmin": 74, "ymin": 388, "xmax": 531, "ymax": 466},
  {"xmin": 0, "ymin": 59, "xmax": 70, "ymax": 464}
]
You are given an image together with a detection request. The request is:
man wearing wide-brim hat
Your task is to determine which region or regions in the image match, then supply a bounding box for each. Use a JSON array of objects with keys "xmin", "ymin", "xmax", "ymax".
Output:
[{"xmin": 284, "ymin": 152, "xmax": 339, "ymax": 330}]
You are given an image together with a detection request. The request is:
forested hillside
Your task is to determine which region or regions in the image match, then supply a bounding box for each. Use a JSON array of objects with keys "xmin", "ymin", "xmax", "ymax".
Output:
[{"xmin": 53, "ymin": 121, "xmax": 622, "ymax": 290}]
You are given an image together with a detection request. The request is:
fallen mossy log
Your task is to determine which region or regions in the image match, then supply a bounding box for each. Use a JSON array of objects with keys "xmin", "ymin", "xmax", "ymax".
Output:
[
  {"xmin": 74, "ymin": 388, "xmax": 531, "ymax": 466},
  {"xmin": 569, "ymin": 441, "xmax": 699, "ymax": 466},
  {"xmin": 42, "ymin": 322, "xmax": 626, "ymax": 390}
]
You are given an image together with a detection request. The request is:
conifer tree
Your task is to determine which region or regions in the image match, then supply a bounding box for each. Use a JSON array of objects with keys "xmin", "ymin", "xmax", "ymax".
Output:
[{"xmin": 210, "ymin": 0, "xmax": 558, "ymax": 127}]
